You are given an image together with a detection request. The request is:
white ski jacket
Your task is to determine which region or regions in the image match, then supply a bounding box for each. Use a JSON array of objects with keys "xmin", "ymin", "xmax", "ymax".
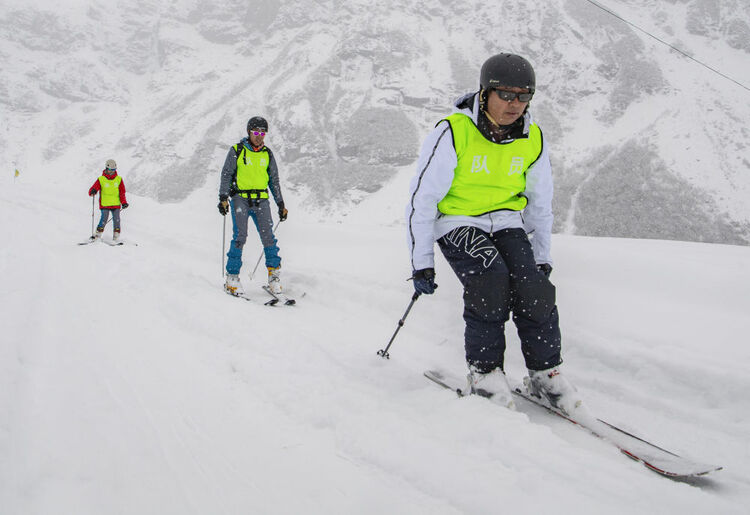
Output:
[{"xmin": 406, "ymin": 92, "xmax": 554, "ymax": 271}]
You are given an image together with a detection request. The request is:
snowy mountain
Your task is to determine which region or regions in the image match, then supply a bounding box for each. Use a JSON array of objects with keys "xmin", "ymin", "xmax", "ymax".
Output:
[{"xmin": 2, "ymin": 0, "xmax": 749, "ymax": 244}]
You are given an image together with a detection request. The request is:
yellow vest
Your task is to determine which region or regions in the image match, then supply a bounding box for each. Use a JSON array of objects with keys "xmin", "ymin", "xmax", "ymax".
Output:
[
  {"xmin": 437, "ymin": 113, "xmax": 542, "ymax": 216},
  {"xmin": 98, "ymin": 175, "xmax": 122, "ymax": 208},
  {"xmin": 234, "ymin": 144, "xmax": 270, "ymax": 199}
]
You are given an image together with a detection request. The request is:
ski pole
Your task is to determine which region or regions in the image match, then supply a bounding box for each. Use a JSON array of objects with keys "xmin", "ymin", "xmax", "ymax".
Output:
[
  {"xmin": 250, "ymin": 220, "xmax": 281, "ymax": 280},
  {"xmin": 377, "ymin": 292, "xmax": 421, "ymax": 359},
  {"xmin": 90, "ymin": 195, "xmax": 96, "ymax": 236},
  {"xmin": 91, "ymin": 195, "xmax": 111, "ymax": 231},
  {"xmin": 221, "ymin": 215, "xmax": 227, "ymax": 278}
]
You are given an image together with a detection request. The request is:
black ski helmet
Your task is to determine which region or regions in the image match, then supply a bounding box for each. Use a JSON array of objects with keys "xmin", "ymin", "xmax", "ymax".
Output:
[
  {"xmin": 480, "ymin": 53, "xmax": 535, "ymax": 94},
  {"xmin": 247, "ymin": 116, "xmax": 268, "ymax": 134}
]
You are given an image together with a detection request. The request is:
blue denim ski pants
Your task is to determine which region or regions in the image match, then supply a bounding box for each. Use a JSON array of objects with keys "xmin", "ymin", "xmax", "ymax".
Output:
[
  {"xmin": 226, "ymin": 196, "xmax": 280, "ymax": 275},
  {"xmin": 97, "ymin": 208, "xmax": 121, "ymax": 232}
]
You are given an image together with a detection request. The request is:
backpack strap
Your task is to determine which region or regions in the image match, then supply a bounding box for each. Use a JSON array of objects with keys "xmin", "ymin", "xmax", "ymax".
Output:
[{"xmin": 234, "ymin": 141, "xmax": 247, "ymax": 164}]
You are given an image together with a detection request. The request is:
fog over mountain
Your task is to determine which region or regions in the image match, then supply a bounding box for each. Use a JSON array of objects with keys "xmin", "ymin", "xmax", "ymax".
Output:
[{"xmin": 2, "ymin": 0, "xmax": 749, "ymax": 244}]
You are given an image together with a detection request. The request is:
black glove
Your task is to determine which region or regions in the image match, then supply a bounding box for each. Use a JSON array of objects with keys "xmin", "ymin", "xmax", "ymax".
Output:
[
  {"xmin": 217, "ymin": 198, "xmax": 229, "ymax": 216},
  {"xmin": 121, "ymin": 203, "xmax": 129, "ymax": 209},
  {"xmin": 537, "ymin": 263, "xmax": 552, "ymax": 278},
  {"xmin": 278, "ymin": 202, "xmax": 288, "ymax": 221},
  {"xmin": 412, "ymin": 268, "xmax": 437, "ymax": 295},
  {"xmin": 88, "ymin": 190, "xmax": 96, "ymax": 197}
]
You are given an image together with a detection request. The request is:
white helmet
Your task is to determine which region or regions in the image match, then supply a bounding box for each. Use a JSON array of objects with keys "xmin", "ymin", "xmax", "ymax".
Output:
[{"xmin": 105, "ymin": 159, "xmax": 117, "ymax": 169}]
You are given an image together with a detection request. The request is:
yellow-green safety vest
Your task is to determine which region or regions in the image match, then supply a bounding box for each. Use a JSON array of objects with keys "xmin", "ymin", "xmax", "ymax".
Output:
[
  {"xmin": 437, "ymin": 113, "xmax": 542, "ymax": 216},
  {"xmin": 98, "ymin": 175, "xmax": 122, "ymax": 208},
  {"xmin": 234, "ymin": 144, "xmax": 270, "ymax": 199}
]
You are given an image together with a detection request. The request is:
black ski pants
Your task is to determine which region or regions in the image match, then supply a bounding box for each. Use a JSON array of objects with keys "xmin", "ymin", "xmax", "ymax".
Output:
[{"xmin": 438, "ymin": 227, "xmax": 562, "ymax": 373}]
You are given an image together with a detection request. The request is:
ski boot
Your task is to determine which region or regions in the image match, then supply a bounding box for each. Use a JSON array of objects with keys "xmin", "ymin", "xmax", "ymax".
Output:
[
  {"xmin": 224, "ymin": 274, "xmax": 244, "ymax": 296},
  {"xmin": 267, "ymin": 266, "xmax": 282, "ymax": 294},
  {"xmin": 526, "ymin": 366, "xmax": 583, "ymax": 417},
  {"xmin": 467, "ymin": 365, "xmax": 516, "ymax": 410}
]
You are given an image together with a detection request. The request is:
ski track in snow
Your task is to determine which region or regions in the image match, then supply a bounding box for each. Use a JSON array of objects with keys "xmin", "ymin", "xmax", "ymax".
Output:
[{"xmin": 2, "ymin": 176, "xmax": 750, "ymax": 514}]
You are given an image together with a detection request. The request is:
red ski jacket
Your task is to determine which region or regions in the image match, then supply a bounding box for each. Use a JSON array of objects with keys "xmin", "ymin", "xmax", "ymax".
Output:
[{"xmin": 88, "ymin": 170, "xmax": 128, "ymax": 209}]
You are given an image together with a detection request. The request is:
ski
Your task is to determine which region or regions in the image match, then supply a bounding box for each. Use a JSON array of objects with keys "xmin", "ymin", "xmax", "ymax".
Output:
[
  {"xmin": 424, "ymin": 369, "xmax": 721, "ymax": 478},
  {"xmin": 262, "ymin": 285, "xmax": 296, "ymax": 306},
  {"xmin": 77, "ymin": 237, "xmax": 136, "ymax": 246},
  {"xmin": 105, "ymin": 239, "xmax": 137, "ymax": 246},
  {"xmin": 224, "ymin": 287, "xmax": 258, "ymax": 303},
  {"xmin": 224, "ymin": 286, "xmax": 283, "ymax": 305}
]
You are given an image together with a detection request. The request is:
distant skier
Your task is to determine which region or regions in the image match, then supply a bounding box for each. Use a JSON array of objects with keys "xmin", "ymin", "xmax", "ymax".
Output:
[
  {"xmin": 88, "ymin": 159, "xmax": 128, "ymax": 241},
  {"xmin": 406, "ymin": 54, "xmax": 582, "ymax": 415},
  {"xmin": 218, "ymin": 116, "xmax": 288, "ymax": 296}
]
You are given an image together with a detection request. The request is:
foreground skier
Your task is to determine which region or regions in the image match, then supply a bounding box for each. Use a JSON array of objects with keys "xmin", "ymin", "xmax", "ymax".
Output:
[{"xmin": 406, "ymin": 53, "xmax": 581, "ymax": 415}]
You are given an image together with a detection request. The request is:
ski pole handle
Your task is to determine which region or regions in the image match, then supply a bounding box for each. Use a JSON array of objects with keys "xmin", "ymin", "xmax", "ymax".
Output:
[{"xmin": 377, "ymin": 292, "xmax": 420, "ymax": 359}]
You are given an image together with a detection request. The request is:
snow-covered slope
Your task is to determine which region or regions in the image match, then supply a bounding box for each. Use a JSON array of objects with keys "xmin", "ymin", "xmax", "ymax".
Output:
[
  {"xmin": 2, "ymin": 170, "xmax": 750, "ymax": 513},
  {"xmin": 2, "ymin": 0, "xmax": 749, "ymax": 244}
]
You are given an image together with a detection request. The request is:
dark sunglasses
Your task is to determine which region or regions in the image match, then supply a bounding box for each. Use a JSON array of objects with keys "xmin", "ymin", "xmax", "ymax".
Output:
[
  {"xmin": 251, "ymin": 130, "xmax": 266, "ymax": 136},
  {"xmin": 494, "ymin": 89, "xmax": 533, "ymax": 102},
  {"xmin": 106, "ymin": 167, "xmax": 116, "ymax": 171}
]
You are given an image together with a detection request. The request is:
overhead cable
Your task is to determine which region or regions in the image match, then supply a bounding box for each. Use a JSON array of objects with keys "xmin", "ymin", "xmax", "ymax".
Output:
[{"xmin": 583, "ymin": 0, "xmax": 750, "ymax": 92}]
